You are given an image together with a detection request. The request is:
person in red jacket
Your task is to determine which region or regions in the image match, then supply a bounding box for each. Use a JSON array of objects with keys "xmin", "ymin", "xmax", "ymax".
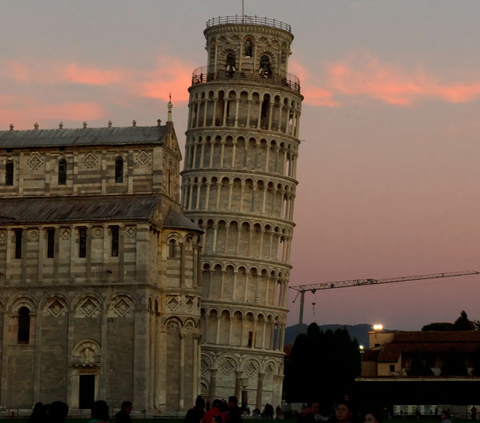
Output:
[{"xmin": 201, "ymin": 399, "xmax": 224, "ymax": 423}]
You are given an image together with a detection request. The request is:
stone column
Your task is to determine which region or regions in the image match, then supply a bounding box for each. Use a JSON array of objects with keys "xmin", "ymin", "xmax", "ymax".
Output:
[
  {"xmin": 220, "ymin": 140, "xmax": 226, "ymax": 168},
  {"xmin": 158, "ymin": 328, "xmax": 167, "ymax": 411},
  {"xmin": 234, "ymin": 99, "xmax": 241, "ymax": 127},
  {"xmin": 205, "ymin": 183, "xmax": 211, "ymax": 210},
  {"xmin": 235, "ymin": 371, "xmax": 243, "ymax": 400},
  {"xmin": 133, "ymin": 309, "xmax": 150, "ymax": 411},
  {"xmin": 196, "ymin": 247, "xmax": 203, "ymax": 287},
  {"xmin": 256, "ymin": 373, "xmax": 265, "ymax": 409},
  {"xmin": 179, "ymin": 333, "xmax": 185, "ymax": 410},
  {"xmin": 200, "ymin": 141, "xmax": 206, "ymax": 168},
  {"xmin": 209, "ymin": 369, "xmax": 218, "ymax": 402},
  {"xmin": 280, "ymin": 325, "xmax": 285, "ymax": 350},
  {"xmin": 212, "ymin": 99, "xmax": 218, "ymax": 127},
  {"xmin": 231, "ymin": 141, "xmax": 237, "ymax": 167}
]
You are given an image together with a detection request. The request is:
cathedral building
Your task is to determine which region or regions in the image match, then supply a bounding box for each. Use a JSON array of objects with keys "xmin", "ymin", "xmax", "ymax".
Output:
[
  {"xmin": 181, "ymin": 16, "xmax": 303, "ymax": 407},
  {"xmin": 0, "ymin": 107, "xmax": 203, "ymax": 412}
]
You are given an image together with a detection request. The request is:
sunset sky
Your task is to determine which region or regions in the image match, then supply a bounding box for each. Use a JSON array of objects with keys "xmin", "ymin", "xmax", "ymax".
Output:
[{"xmin": 1, "ymin": 0, "xmax": 479, "ymax": 330}]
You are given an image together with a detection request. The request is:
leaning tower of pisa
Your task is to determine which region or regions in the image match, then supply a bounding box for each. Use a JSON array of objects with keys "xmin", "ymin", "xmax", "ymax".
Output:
[{"xmin": 181, "ymin": 15, "xmax": 303, "ymax": 408}]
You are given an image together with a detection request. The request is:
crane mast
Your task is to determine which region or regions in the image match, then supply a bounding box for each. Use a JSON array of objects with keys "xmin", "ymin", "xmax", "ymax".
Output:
[{"xmin": 289, "ymin": 270, "xmax": 480, "ymax": 333}]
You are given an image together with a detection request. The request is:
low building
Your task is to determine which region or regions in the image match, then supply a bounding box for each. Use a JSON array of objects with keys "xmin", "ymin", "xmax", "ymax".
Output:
[{"xmin": 356, "ymin": 330, "xmax": 480, "ymax": 406}]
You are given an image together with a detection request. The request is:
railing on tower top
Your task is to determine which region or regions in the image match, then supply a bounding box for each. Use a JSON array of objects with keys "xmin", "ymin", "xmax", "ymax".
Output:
[
  {"xmin": 206, "ymin": 15, "xmax": 292, "ymax": 33},
  {"xmin": 191, "ymin": 67, "xmax": 301, "ymax": 94}
]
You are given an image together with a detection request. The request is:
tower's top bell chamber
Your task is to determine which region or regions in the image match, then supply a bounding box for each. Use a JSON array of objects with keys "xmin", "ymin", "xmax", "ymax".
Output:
[{"xmin": 192, "ymin": 15, "xmax": 301, "ymax": 94}]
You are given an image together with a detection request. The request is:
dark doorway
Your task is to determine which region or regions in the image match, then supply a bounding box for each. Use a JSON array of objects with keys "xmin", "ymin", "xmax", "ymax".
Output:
[{"xmin": 79, "ymin": 375, "xmax": 95, "ymax": 409}]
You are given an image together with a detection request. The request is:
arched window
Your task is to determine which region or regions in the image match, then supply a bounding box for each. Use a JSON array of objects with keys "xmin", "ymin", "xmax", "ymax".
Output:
[
  {"xmin": 58, "ymin": 159, "xmax": 67, "ymax": 185},
  {"xmin": 115, "ymin": 157, "xmax": 123, "ymax": 183},
  {"xmin": 168, "ymin": 239, "xmax": 176, "ymax": 258},
  {"xmin": 226, "ymin": 52, "xmax": 236, "ymax": 78},
  {"xmin": 259, "ymin": 55, "xmax": 272, "ymax": 78},
  {"xmin": 244, "ymin": 39, "xmax": 253, "ymax": 57},
  {"xmin": 5, "ymin": 161, "xmax": 13, "ymax": 186},
  {"xmin": 18, "ymin": 307, "xmax": 30, "ymax": 344}
]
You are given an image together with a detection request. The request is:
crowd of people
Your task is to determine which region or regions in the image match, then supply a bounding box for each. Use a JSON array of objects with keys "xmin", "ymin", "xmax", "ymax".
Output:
[
  {"xmin": 27, "ymin": 400, "xmax": 133, "ymax": 423},
  {"xmin": 185, "ymin": 396, "xmax": 243, "ymax": 423}
]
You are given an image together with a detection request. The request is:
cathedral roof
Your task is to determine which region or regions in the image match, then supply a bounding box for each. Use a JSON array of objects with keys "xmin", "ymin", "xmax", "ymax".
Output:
[
  {"xmin": 0, "ymin": 195, "xmax": 161, "ymax": 223},
  {"xmin": 0, "ymin": 126, "xmax": 170, "ymax": 149},
  {"xmin": 163, "ymin": 208, "xmax": 203, "ymax": 233}
]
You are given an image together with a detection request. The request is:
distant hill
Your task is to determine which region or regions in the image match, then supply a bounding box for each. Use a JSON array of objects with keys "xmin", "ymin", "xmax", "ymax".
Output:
[{"xmin": 284, "ymin": 323, "xmax": 373, "ymax": 347}]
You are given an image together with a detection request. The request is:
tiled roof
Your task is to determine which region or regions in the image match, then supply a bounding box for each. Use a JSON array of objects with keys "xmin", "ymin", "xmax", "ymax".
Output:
[
  {"xmin": 0, "ymin": 126, "xmax": 170, "ymax": 149},
  {"xmin": 0, "ymin": 195, "xmax": 161, "ymax": 223},
  {"xmin": 372, "ymin": 332, "xmax": 480, "ymax": 362},
  {"xmin": 163, "ymin": 208, "xmax": 203, "ymax": 233}
]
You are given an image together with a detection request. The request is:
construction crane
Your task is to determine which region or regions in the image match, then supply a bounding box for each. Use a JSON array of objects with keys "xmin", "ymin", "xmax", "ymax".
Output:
[{"xmin": 290, "ymin": 270, "xmax": 480, "ymax": 333}]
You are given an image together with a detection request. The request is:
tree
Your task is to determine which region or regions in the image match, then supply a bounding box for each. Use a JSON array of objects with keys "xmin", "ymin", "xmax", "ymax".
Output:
[
  {"xmin": 422, "ymin": 322, "xmax": 455, "ymax": 331},
  {"xmin": 454, "ymin": 310, "xmax": 474, "ymax": 331},
  {"xmin": 285, "ymin": 323, "xmax": 361, "ymax": 404}
]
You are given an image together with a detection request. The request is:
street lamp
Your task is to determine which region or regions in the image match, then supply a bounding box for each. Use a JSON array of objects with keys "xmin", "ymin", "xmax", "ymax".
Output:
[{"xmin": 373, "ymin": 324, "xmax": 383, "ymax": 331}]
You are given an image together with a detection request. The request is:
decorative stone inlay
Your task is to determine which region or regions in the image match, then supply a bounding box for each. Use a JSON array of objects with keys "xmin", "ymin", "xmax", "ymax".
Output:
[
  {"xmin": 112, "ymin": 297, "xmax": 133, "ymax": 317},
  {"xmin": 46, "ymin": 299, "xmax": 66, "ymax": 318},
  {"xmin": 200, "ymin": 355, "xmax": 212, "ymax": 373},
  {"xmin": 185, "ymin": 238, "xmax": 193, "ymax": 251},
  {"xmin": 0, "ymin": 230, "xmax": 7, "ymax": 242},
  {"xmin": 125, "ymin": 226, "xmax": 137, "ymax": 238},
  {"xmin": 59, "ymin": 227, "xmax": 71, "ymax": 240},
  {"xmin": 166, "ymin": 295, "xmax": 181, "ymax": 311},
  {"xmin": 243, "ymin": 360, "xmax": 259, "ymax": 377},
  {"xmin": 27, "ymin": 229, "xmax": 39, "ymax": 242},
  {"xmin": 79, "ymin": 298, "xmax": 99, "ymax": 318},
  {"xmin": 136, "ymin": 151, "xmax": 151, "ymax": 165},
  {"xmin": 83, "ymin": 152, "xmax": 98, "ymax": 168},
  {"xmin": 265, "ymin": 363, "xmax": 275, "ymax": 379},
  {"xmin": 27, "ymin": 153, "xmax": 43, "ymax": 170},
  {"xmin": 219, "ymin": 357, "xmax": 236, "ymax": 375},
  {"xmin": 185, "ymin": 296, "xmax": 195, "ymax": 312},
  {"xmin": 92, "ymin": 227, "xmax": 104, "ymax": 239}
]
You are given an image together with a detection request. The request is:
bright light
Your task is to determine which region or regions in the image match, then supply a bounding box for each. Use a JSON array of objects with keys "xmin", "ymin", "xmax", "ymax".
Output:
[
  {"xmin": 373, "ymin": 324, "xmax": 383, "ymax": 331},
  {"xmin": 359, "ymin": 345, "xmax": 364, "ymax": 350}
]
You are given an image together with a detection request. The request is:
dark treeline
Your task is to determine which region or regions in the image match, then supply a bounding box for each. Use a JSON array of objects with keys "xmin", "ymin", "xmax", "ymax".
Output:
[{"xmin": 284, "ymin": 323, "xmax": 361, "ymax": 406}]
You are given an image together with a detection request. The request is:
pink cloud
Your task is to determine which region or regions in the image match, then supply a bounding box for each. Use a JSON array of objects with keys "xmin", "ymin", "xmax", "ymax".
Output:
[
  {"xmin": 1, "ymin": 57, "xmax": 195, "ymax": 105},
  {"xmin": 65, "ymin": 64, "xmax": 126, "ymax": 85},
  {"xmin": 139, "ymin": 57, "xmax": 194, "ymax": 103},
  {"xmin": 292, "ymin": 53, "xmax": 480, "ymax": 107}
]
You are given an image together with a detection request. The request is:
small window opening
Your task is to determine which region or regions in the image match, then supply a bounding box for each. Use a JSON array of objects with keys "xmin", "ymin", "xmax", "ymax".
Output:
[
  {"xmin": 58, "ymin": 159, "xmax": 67, "ymax": 185},
  {"xmin": 47, "ymin": 229, "xmax": 55, "ymax": 258},
  {"xmin": 226, "ymin": 52, "xmax": 236, "ymax": 78},
  {"xmin": 259, "ymin": 55, "xmax": 272, "ymax": 79},
  {"xmin": 168, "ymin": 239, "xmax": 176, "ymax": 258},
  {"xmin": 14, "ymin": 229, "xmax": 22, "ymax": 259},
  {"xmin": 244, "ymin": 39, "xmax": 253, "ymax": 57},
  {"xmin": 111, "ymin": 226, "xmax": 119, "ymax": 257},
  {"xmin": 115, "ymin": 157, "xmax": 124, "ymax": 183},
  {"xmin": 248, "ymin": 331, "xmax": 254, "ymax": 347},
  {"xmin": 18, "ymin": 307, "xmax": 30, "ymax": 344},
  {"xmin": 79, "ymin": 228, "xmax": 87, "ymax": 258},
  {"xmin": 389, "ymin": 364, "xmax": 395, "ymax": 372},
  {"xmin": 6, "ymin": 161, "xmax": 14, "ymax": 186}
]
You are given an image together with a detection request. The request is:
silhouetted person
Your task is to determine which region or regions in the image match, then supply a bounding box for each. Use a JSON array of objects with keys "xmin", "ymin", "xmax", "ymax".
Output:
[
  {"xmin": 115, "ymin": 402, "xmax": 132, "ymax": 423},
  {"xmin": 185, "ymin": 396, "xmax": 205, "ymax": 423},
  {"xmin": 47, "ymin": 402, "xmax": 69, "ymax": 423},
  {"xmin": 29, "ymin": 402, "xmax": 47, "ymax": 423},
  {"xmin": 226, "ymin": 396, "xmax": 242, "ymax": 423},
  {"xmin": 90, "ymin": 400, "xmax": 110, "ymax": 423}
]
